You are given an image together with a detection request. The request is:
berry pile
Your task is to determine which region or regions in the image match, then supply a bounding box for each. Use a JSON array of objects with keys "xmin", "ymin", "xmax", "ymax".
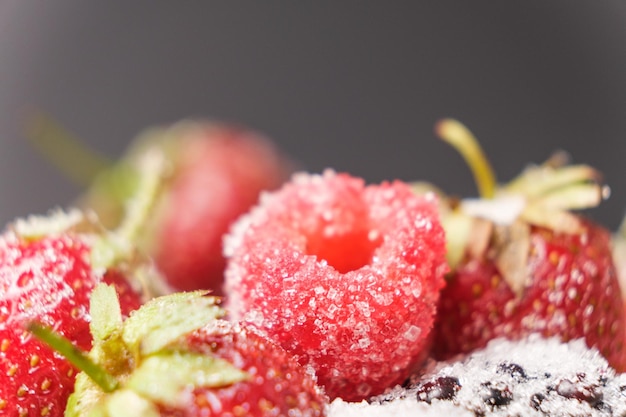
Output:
[{"xmin": 5, "ymin": 117, "xmax": 626, "ymax": 416}]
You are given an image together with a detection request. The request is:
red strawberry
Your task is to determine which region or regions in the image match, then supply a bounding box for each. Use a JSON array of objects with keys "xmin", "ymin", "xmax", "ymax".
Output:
[
  {"xmin": 0, "ymin": 209, "xmax": 150, "ymax": 417},
  {"xmin": 223, "ymin": 170, "xmax": 448, "ymax": 401},
  {"xmin": 42, "ymin": 285, "xmax": 328, "ymax": 417},
  {"xmin": 77, "ymin": 120, "xmax": 294, "ymax": 294},
  {"xmin": 428, "ymin": 119, "xmax": 626, "ymax": 371}
]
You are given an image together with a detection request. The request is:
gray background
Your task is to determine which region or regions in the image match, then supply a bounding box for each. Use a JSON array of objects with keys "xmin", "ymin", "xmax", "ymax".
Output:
[{"xmin": 1, "ymin": 2, "xmax": 625, "ymax": 230}]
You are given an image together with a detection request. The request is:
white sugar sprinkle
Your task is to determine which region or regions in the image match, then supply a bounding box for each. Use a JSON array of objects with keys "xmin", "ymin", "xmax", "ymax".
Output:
[{"xmin": 328, "ymin": 335, "xmax": 626, "ymax": 417}]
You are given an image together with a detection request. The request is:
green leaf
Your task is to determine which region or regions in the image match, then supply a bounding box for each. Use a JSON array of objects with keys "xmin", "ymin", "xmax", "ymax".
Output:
[
  {"xmin": 126, "ymin": 351, "xmax": 248, "ymax": 407},
  {"xmin": 122, "ymin": 291, "xmax": 224, "ymax": 357},
  {"xmin": 100, "ymin": 390, "xmax": 160, "ymax": 417},
  {"xmin": 90, "ymin": 284, "xmax": 123, "ymax": 343}
]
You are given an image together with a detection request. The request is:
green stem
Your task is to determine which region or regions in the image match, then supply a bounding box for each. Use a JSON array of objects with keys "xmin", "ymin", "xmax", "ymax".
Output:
[
  {"xmin": 115, "ymin": 148, "xmax": 166, "ymax": 244},
  {"xmin": 435, "ymin": 118, "xmax": 497, "ymax": 199},
  {"xmin": 90, "ymin": 148, "xmax": 166, "ymax": 270},
  {"xmin": 27, "ymin": 322, "xmax": 120, "ymax": 393},
  {"xmin": 25, "ymin": 112, "xmax": 113, "ymax": 186}
]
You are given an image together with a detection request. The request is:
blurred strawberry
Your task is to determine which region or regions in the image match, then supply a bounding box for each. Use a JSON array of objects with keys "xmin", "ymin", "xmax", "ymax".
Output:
[
  {"xmin": 29, "ymin": 117, "xmax": 294, "ymax": 294},
  {"xmin": 424, "ymin": 119, "xmax": 626, "ymax": 371},
  {"xmin": 32, "ymin": 285, "xmax": 327, "ymax": 417}
]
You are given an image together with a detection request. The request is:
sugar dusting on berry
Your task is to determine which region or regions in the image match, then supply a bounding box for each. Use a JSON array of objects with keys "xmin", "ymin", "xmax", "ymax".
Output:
[
  {"xmin": 11, "ymin": 208, "xmax": 87, "ymax": 239},
  {"xmin": 0, "ymin": 215, "xmax": 144, "ymax": 417},
  {"xmin": 223, "ymin": 169, "xmax": 448, "ymax": 401},
  {"xmin": 460, "ymin": 194, "xmax": 527, "ymax": 225},
  {"xmin": 328, "ymin": 335, "xmax": 626, "ymax": 417}
]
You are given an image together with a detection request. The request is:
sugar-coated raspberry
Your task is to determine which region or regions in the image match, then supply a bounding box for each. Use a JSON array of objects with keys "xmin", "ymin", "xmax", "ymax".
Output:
[{"xmin": 224, "ymin": 169, "xmax": 448, "ymax": 401}]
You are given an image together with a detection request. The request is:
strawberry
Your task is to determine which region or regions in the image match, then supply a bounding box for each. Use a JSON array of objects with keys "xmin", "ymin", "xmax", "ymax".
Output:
[
  {"xmin": 223, "ymin": 170, "xmax": 448, "ymax": 401},
  {"xmin": 0, "ymin": 209, "xmax": 151, "ymax": 417},
  {"xmin": 34, "ymin": 285, "xmax": 327, "ymax": 417},
  {"xmin": 427, "ymin": 119, "xmax": 626, "ymax": 371},
  {"xmin": 73, "ymin": 120, "xmax": 294, "ymax": 295}
]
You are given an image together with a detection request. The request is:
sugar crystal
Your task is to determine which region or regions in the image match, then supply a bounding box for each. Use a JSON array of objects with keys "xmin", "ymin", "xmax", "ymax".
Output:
[{"xmin": 329, "ymin": 335, "xmax": 626, "ymax": 417}]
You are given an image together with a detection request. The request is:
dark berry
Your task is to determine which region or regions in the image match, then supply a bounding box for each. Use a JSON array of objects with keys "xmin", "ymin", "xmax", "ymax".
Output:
[
  {"xmin": 497, "ymin": 362, "xmax": 528, "ymax": 381},
  {"xmin": 481, "ymin": 382, "xmax": 513, "ymax": 408},
  {"xmin": 416, "ymin": 376, "xmax": 461, "ymax": 404},
  {"xmin": 556, "ymin": 378, "xmax": 603, "ymax": 409},
  {"xmin": 529, "ymin": 392, "xmax": 545, "ymax": 410}
]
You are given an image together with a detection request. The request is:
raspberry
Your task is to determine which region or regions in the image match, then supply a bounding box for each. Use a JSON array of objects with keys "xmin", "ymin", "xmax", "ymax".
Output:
[{"xmin": 224, "ymin": 169, "xmax": 448, "ymax": 401}]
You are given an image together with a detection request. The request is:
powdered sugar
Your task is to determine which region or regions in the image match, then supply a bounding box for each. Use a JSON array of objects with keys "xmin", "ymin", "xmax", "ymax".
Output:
[
  {"xmin": 328, "ymin": 335, "xmax": 626, "ymax": 417},
  {"xmin": 460, "ymin": 194, "xmax": 527, "ymax": 225},
  {"xmin": 329, "ymin": 396, "xmax": 474, "ymax": 417}
]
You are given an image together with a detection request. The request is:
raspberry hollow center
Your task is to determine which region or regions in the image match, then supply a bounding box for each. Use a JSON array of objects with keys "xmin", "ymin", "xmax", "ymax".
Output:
[{"xmin": 305, "ymin": 228, "xmax": 382, "ymax": 273}]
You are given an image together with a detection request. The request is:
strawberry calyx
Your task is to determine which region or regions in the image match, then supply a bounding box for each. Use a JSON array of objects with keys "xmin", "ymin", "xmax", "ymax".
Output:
[
  {"xmin": 78, "ymin": 121, "xmax": 195, "ymax": 231},
  {"xmin": 429, "ymin": 119, "xmax": 608, "ymax": 296},
  {"xmin": 89, "ymin": 147, "xmax": 167, "ymax": 271},
  {"xmin": 30, "ymin": 284, "xmax": 246, "ymax": 417}
]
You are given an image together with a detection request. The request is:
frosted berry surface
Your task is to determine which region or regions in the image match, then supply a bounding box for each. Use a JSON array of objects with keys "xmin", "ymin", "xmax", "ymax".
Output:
[{"xmin": 224, "ymin": 169, "xmax": 447, "ymax": 401}]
